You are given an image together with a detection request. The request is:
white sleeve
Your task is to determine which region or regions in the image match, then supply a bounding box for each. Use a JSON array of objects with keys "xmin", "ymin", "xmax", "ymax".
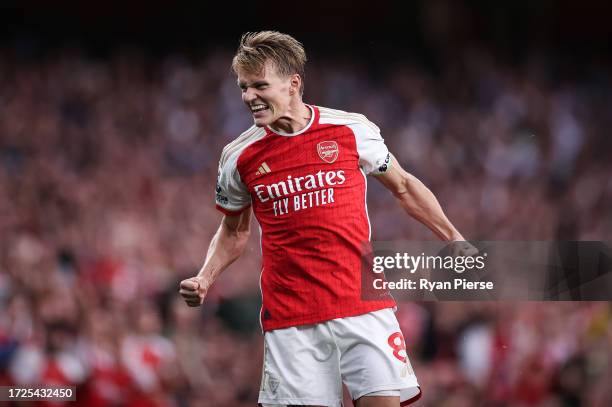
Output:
[
  {"xmin": 349, "ymin": 120, "xmax": 392, "ymax": 175},
  {"xmin": 215, "ymin": 152, "xmax": 251, "ymax": 215}
]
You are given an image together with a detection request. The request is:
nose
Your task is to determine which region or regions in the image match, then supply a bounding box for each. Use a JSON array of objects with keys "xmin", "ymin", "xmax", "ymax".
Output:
[{"xmin": 243, "ymin": 88, "xmax": 257, "ymax": 104}]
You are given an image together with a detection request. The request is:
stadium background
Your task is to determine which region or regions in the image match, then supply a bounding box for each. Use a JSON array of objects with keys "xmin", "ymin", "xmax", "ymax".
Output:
[{"xmin": 0, "ymin": 1, "xmax": 611, "ymax": 405}]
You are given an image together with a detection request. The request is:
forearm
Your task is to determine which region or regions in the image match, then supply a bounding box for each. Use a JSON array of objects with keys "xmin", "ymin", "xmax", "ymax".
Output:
[
  {"xmin": 395, "ymin": 173, "xmax": 463, "ymax": 241},
  {"xmin": 197, "ymin": 214, "xmax": 250, "ymax": 289}
]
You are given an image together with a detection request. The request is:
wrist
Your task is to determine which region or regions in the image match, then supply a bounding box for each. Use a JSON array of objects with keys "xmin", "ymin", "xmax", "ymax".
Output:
[
  {"xmin": 195, "ymin": 274, "xmax": 211, "ymax": 291},
  {"xmin": 449, "ymin": 232, "xmax": 465, "ymax": 241}
]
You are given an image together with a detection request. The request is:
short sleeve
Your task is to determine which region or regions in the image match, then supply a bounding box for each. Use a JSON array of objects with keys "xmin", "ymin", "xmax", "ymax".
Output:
[
  {"xmin": 350, "ymin": 120, "xmax": 392, "ymax": 175},
  {"xmin": 215, "ymin": 153, "xmax": 251, "ymax": 215}
]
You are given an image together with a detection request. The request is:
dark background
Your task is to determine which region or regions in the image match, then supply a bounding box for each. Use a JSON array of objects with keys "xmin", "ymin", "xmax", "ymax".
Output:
[{"xmin": 2, "ymin": 1, "xmax": 612, "ymax": 59}]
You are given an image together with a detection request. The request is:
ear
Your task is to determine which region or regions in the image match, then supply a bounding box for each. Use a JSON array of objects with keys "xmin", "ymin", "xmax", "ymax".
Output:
[{"xmin": 289, "ymin": 74, "xmax": 301, "ymax": 96}]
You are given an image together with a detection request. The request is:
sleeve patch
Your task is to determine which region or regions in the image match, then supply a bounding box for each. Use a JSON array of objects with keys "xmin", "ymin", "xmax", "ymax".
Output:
[{"xmin": 377, "ymin": 152, "xmax": 391, "ymax": 174}]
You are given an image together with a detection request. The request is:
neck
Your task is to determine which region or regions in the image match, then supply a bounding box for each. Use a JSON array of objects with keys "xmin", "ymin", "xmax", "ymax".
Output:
[{"xmin": 270, "ymin": 101, "xmax": 311, "ymax": 134}]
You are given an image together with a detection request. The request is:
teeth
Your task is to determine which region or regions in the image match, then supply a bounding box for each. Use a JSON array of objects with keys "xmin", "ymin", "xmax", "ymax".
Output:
[{"xmin": 251, "ymin": 104, "xmax": 268, "ymax": 112}]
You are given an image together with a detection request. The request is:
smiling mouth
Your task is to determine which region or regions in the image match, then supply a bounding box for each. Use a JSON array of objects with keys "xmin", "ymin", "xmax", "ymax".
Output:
[{"xmin": 250, "ymin": 104, "xmax": 270, "ymax": 114}]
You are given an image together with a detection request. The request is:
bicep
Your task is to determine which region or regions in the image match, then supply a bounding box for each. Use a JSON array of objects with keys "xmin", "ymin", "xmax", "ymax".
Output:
[
  {"xmin": 374, "ymin": 155, "xmax": 411, "ymax": 196},
  {"xmin": 222, "ymin": 208, "xmax": 252, "ymax": 234}
]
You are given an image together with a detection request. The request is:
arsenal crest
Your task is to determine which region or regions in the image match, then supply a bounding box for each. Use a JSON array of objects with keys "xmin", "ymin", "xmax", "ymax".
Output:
[{"xmin": 317, "ymin": 141, "xmax": 339, "ymax": 163}]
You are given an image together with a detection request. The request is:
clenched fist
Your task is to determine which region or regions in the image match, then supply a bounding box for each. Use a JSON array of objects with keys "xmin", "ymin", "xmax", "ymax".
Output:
[
  {"xmin": 179, "ymin": 277, "xmax": 207, "ymax": 307},
  {"xmin": 450, "ymin": 240, "xmax": 479, "ymax": 257}
]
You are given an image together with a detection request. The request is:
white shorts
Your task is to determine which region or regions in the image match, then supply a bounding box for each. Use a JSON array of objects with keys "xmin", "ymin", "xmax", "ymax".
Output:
[{"xmin": 258, "ymin": 308, "xmax": 421, "ymax": 407}]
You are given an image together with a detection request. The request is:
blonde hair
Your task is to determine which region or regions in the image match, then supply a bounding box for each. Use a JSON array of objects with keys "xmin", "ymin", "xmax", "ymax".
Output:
[{"xmin": 232, "ymin": 31, "xmax": 307, "ymax": 95}]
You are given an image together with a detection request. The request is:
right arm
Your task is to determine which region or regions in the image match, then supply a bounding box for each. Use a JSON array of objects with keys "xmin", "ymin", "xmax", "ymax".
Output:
[{"xmin": 179, "ymin": 209, "xmax": 251, "ymax": 306}]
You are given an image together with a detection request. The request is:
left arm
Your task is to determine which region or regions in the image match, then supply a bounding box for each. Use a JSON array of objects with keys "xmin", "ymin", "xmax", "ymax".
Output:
[{"xmin": 374, "ymin": 155, "xmax": 465, "ymax": 242}]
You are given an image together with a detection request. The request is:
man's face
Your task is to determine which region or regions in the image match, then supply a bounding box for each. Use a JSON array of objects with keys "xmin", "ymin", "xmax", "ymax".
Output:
[{"xmin": 237, "ymin": 61, "xmax": 293, "ymax": 127}]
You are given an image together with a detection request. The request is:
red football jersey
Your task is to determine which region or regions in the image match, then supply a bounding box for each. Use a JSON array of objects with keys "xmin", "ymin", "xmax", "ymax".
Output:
[{"xmin": 215, "ymin": 105, "xmax": 395, "ymax": 331}]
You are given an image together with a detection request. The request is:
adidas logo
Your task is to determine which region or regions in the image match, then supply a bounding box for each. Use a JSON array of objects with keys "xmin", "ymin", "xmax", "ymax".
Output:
[{"xmin": 255, "ymin": 162, "xmax": 271, "ymax": 176}]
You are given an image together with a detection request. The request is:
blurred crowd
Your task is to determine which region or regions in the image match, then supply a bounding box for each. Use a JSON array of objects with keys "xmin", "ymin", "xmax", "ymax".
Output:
[{"xmin": 0, "ymin": 45, "xmax": 611, "ymax": 406}]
